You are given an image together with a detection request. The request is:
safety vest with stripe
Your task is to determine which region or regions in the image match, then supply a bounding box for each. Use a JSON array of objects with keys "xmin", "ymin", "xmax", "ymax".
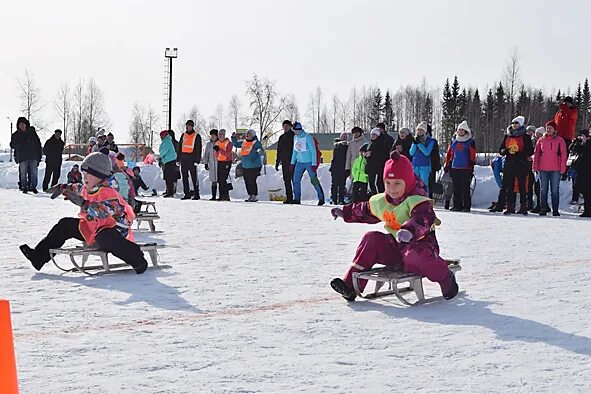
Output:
[
  {"xmin": 368, "ymin": 194, "xmax": 437, "ymax": 238},
  {"xmin": 240, "ymin": 141, "xmax": 256, "ymax": 156},
  {"xmin": 216, "ymin": 139, "xmax": 232, "ymax": 161},
  {"xmin": 181, "ymin": 132, "xmax": 197, "ymax": 153}
]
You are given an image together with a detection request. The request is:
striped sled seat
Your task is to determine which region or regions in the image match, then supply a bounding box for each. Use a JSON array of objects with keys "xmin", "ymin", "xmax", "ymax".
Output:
[
  {"xmin": 352, "ymin": 260, "xmax": 462, "ymax": 306},
  {"xmin": 49, "ymin": 243, "xmax": 167, "ymax": 275},
  {"xmin": 133, "ymin": 201, "xmax": 159, "ymax": 232}
]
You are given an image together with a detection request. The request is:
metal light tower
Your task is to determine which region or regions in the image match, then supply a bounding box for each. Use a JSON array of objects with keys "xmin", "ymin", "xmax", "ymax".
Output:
[{"xmin": 164, "ymin": 48, "xmax": 178, "ymax": 131}]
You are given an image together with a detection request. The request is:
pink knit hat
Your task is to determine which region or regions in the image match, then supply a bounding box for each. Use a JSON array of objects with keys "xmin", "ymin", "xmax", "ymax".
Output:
[{"xmin": 383, "ymin": 151, "xmax": 416, "ymax": 194}]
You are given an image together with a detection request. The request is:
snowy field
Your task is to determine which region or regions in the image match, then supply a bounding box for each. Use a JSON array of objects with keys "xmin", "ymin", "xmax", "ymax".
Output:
[{"xmin": 1, "ymin": 162, "xmax": 591, "ymax": 393}]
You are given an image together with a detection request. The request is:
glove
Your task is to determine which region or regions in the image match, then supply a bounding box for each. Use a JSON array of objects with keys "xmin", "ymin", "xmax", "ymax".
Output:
[
  {"xmin": 331, "ymin": 208, "xmax": 344, "ymax": 220},
  {"xmin": 205, "ymin": 164, "xmax": 209, "ymax": 171},
  {"xmin": 311, "ymin": 165, "xmax": 318, "ymax": 173},
  {"xmin": 213, "ymin": 145, "xmax": 220, "ymax": 152},
  {"xmin": 275, "ymin": 163, "xmax": 279, "ymax": 171},
  {"xmin": 345, "ymin": 169, "xmax": 351, "ymax": 178},
  {"xmin": 396, "ymin": 229, "xmax": 413, "ymax": 243},
  {"xmin": 290, "ymin": 164, "xmax": 295, "ymax": 174},
  {"xmin": 64, "ymin": 190, "xmax": 88, "ymax": 208},
  {"xmin": 47, "ymin": 184, "xmax": 67, "ymax": 199}
]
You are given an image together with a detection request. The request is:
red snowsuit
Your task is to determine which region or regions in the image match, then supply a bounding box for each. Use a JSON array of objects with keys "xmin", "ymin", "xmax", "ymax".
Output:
[
  {"xmin": 553, "ymin": 104, "xmax": 578, "ymax": 142},
  {"xmin": 341, "ymin": 181, "xmax": 451, "ymax": 292}
]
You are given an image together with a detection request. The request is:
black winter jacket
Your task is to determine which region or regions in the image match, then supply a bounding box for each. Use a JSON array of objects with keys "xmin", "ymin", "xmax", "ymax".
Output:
[
  {"xmin": 329, "ymin": 141, "xmax": 348, "ymax": 177},
  {"xmin": 276, "ymin": 130, "xmax": 294, "ymax": 166},
  {"xmin": 43, "ymin": 136, "xmax": 65, "ymax": 165},
  {"xmin": 10, "ymin": 129, "xmax": 42, "ymax": 163},
  {"xmin": 366, "ymin": 134, "xmax": 390, "ymax": 173},
  {"xmin": 177, "ymin": 130, "xmax": 202, "ymax": 163}
]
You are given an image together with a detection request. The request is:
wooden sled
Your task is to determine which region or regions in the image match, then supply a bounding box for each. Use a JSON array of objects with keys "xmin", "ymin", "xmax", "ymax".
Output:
[
  {"xmin": 49, "ymin": 243, "xmax": 168, "ymax": 276},
  {"xmin": 352, "ymin": 260, "xmax": 462, "ymax": 306},
  {"xmin": 136, "ymin": 200, "xmax": 157, "ymax": 214},
  {"xmin": 134, "ymin": 212, "xmax": 160, "ymax": 232}
]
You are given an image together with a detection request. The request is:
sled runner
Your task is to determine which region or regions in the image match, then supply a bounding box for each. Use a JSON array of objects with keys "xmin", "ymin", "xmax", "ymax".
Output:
[
  {"xmin": 49, "ymin": 243, "xmax": 167, "ymax": 275},
  {"xmin": 351, "ymin": 259, "xmax": 462, "ymax": 306}
]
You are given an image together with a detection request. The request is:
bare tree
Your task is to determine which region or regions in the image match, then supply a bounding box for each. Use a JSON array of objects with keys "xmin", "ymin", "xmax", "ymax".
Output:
[
  {"xmin": 71, "ymin": 78, "xmax": 86, "ymax": 143},
  {"xmin": 130, "ymin": 103, "xmax": 145, "ymax": 145},
  {"xmin": 214, "ymin": 103, "xmax": 225, "ymax": 129},
  {"xmin": 283, "ymin": 94, "xmax": 299, "ymax": 122},
  {"xmin": 502, "ymin": 47, "xmax": 522, "ymax": 115},
  {"xmin": 177, "ymin": 106, "xmax": 207, "ymax": 138},
  {"xmin": 338, "ymin": 98, "xmax": 351, "ymax": 132},
  {"xmin": 246, "ymin": 74, "xmax": 286, "ymax": 140},
  {"xmin": 307, "ymin": 86, "xmax": 324, "ymax": 132},
  {"xmin": 85, "ymin": 78, "xmax": 109, "ymax": 141},
  {"xmin": 228, "ymin": 95, "xmax": 243, "ymax": 131},
  {"xmin": 144, "ymin": 106, "xmax": 159, "ymax": 148},
  {"xmin": 54, "ymin": 82, "xmax": 71, "ymax": 142},
  {"xmin": 16, "ymin": 70, "xmax": 44, "ymax": 129},
  {"xmin": 330, "ymin": 95, "xmax": 340, "ymax": 132}
]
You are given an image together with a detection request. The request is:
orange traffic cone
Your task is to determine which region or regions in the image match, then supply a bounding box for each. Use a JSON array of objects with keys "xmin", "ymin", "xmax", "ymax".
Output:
[{"xmin": 0, "ymin": 300, "xmax": 19, "ymax": 394}]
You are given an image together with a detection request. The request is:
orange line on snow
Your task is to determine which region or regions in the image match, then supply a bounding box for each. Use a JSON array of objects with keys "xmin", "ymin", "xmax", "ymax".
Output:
[{"xmin": 15, "ymin": 296, "xmax": 336, "ymax": 340}]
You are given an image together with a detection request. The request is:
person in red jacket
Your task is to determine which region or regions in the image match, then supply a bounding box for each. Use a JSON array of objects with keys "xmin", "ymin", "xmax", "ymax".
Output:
[{"xmin": 553, "ymin": 96, "xmax": 578, "ymax": 146}]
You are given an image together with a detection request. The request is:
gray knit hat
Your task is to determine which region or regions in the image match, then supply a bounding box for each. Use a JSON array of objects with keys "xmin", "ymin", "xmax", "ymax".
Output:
[{"xmin": 81, "ymin": 152, "xmax": 113, "ymax": 179}]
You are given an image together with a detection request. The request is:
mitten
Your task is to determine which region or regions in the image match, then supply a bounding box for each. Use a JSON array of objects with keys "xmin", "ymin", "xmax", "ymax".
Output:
[{"xmin": 331, "ymin": 207, "xmax": 344, "ymax": 220}]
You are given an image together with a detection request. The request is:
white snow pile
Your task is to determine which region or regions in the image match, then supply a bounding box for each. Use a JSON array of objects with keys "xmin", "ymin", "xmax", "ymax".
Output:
[
  {"xmin": 1, "ymin": 187, "xmax": 590, "ymax": 392},
  {"xmin": 0, "ymin": 160, "xmax": 579, "ymax": 209}
]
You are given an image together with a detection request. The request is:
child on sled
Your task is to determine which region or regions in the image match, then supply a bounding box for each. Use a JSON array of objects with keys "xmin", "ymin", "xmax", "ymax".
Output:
[
  {"xmin": 19, "ymin": 152, "xmax": 148, "ymax": 274},
  {"xmin": 330, "ymin": 151, "xmax": 459, "ymax": 301}
]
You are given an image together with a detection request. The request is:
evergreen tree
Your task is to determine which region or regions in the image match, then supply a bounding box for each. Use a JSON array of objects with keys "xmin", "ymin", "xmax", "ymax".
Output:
[
  {"xmin": 582, "ymin": 79, "xmax": 590, "ymax": 129},
  {"xmin": 575, "ymin": 83, "xmax": 583, "ymax": 130},
  {"xmin": 383, "ymin": 90, "xmax": 394, "ymax": 131},
  {"xmin": 441, "ymin": 78, "xmax": 455, "ymax": 140},
  {"xmin": 483, "ymin": 88, "xmax": 496, "ymax": 155},
  {"xmin": 457, "ymin": 88, "xmax": 468, "ymax": 122},
  {"xmin": 422, "ymin": 93, "xmax": 433, "ymax": 125},
  {"xmin": 516, "ymin": 87, "xmax": 529, "ymax": 116},
  {"xmin": 531, "ymin": 90, "xmax": 545, "ymax": 126},
  {"xmin": 370, "ymin": 88, "xmax": 383, "ymax": 126},
  {"xmin": 469, "ymin": 89, "xmax": 482, "ymax": 140},
  {"xmin": 494, "ymin": 82, "xmax": 507, "ymax": 133},
  {"xmin": 555, "ymin": 90, "xmax": 563, "ymax": 102}
]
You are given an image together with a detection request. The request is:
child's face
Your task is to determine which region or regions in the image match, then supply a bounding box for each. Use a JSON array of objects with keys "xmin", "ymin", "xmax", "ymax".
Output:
[
  {"xmin": 457, "ymin": 129, "xmax": 467, "ymax": 137},
  {"xmin": 384, "ymin": 178, "xmax": 406, "ymax": 199},
  {"xmin": 133, "ymin": 169, "xmax": 140, "ymax": 176},
  {"xmin": 83, "ymin": 172, "xmax": 102, "ymax": 189}
]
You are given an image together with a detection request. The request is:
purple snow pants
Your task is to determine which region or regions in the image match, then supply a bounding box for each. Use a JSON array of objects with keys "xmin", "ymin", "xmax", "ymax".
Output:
[{"xmin": 343, "ymin": 231, "xmax": 449, "ymax": 292}]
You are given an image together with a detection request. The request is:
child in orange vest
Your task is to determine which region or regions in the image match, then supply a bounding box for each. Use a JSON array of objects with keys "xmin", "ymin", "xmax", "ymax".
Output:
[
  {"xmin": 19, "ymin": 152, "xmax": 149, "ymax": 274},
  {"xmin": 330, "ymin": 151, "xmax": 458, "ymax": 301}
]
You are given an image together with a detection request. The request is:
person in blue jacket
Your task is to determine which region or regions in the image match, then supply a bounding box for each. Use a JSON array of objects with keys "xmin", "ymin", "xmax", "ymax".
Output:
[
  {"xmin": 489, "ymin": 155, "xmax": 506, "ymax": 212},
  {"xmin": 409, "ymin": 121, "xmax": 435, "ymax": 192},
  {"xmin": 159, "ymin": 130, "xmax": 178, "ymax": 197},
  {"xmin": 232, "ymin": 129, "xmax": 265, "ymax": 202},
  {"xmin": 290, "ymin": 122, "xmax": 325, "ymax": 205}
]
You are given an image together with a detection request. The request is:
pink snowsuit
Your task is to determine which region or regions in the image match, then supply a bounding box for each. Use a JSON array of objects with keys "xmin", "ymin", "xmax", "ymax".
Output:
[{"xmin": 342, "ymin": 183, "xmax": 451, "ymax": 292}]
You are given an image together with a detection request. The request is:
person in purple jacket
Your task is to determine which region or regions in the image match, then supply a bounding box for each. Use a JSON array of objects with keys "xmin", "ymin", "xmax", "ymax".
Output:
[{"xmin": 329, "ymin": 151, "xmax": 459, "ymax": 302}]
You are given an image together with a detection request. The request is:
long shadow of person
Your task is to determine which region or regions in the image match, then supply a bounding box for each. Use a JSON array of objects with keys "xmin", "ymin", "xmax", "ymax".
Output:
[
  {"xmin": 31, "ymin": 269, "xmax": 201, "ymax": 314},
  {"xmin": 349, "ymin": 296, "xmax": 591, "ymax": 357}
]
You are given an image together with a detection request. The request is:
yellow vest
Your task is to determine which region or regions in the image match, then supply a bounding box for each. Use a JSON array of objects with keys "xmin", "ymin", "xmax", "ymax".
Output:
[{"xmin": 368, "ymin": 194, "xmax": 438, "ymax": 237}]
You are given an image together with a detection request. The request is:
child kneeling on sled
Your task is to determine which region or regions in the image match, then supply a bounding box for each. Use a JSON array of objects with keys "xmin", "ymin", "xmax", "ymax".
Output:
[
  {"xmin": 330, "ymin": 151, "xmax": 459, "ymax": 301},
  {"xmin": 20, "ymin": 152, "xmax": 148, "ymax": 274}
]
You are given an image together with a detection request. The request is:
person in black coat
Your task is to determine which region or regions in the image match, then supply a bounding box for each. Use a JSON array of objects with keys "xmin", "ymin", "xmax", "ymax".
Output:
[
  {"xmin": 42, "ymin": 129, "xmax": 65, "ymax": 191},
  {"xmin": 427, "ymin": 125, "xmax": 442, "ymax": 198},
  {"xmin": 571, "ymin": 129, "xmax": 591, "ymax": 217},
  {"xmin": 10, "ymin": 117, "xmax": 42, "ymax": 193},
  {"xmin": 394, "ymin": 127, "xmax": 413, "ymax": 160},
  {"xmin": 365, "ymin": 128, "xmax": 390, "ymax": 195},
  {"xmin": 275, "ymin": 120, "xmax": 295, "ymax": 204},
  {"xmin": 376, "ymin": 122, "xmax": 394, "ymax": 153},
  {"xmin": 177, "ymin": 120, "xmax": 203, "ymax": 200},
  {"xmin": 499, "ymin": 116, "xmax": 535, "ymax": 215},
  {"xmin": 329, "ymin": 133, "xmax": 349, "ymax": 204}
]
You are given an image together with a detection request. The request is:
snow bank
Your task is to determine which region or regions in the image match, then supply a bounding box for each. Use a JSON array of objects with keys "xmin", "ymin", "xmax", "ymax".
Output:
[{"xmin": 0, "ymin": 161, "xmax": 577, "ymax": 208}]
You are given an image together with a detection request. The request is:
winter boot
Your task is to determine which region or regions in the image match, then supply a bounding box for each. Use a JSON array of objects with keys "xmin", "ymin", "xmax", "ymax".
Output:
[
  {"xmin": 517, "ymin": 205, "xmax": 528, "ymax": 215},
  {"xmin": 181, "ymin": 194, "xmax": 191, "ymax": 200},
  {"xmin": 19, "ymin": 244, "xmax": 45, "ymax": 271},
  {"xmin": 318, "ymin": 199, "xmax": 325, "ymax": 206},
  {"xmin": 210, "ymin": 184, "xmax": 217, "ymax": 201},
  {"xmin": 440, "ymin": 270, "xmax": 459, "ymax": 300},
  {"xmin": 503, "ymin": 205, "xmax": 515, "ymax": 215},
  {"xmin": 282, "ymin": 200, "xmax": 292, "ymax": 204},
  {"xmin": 445, "ymin": 200, "xmax": 451, "ymax": 210},
  {"xmin": 292, "ymin": 200, "xmax": 301, "ymax": 205},
  {"xmin": 192, "ymin": 192, "xmax": 201, "ymax": 200},
  {"xmin": 487, "ymin": 202, "xmax": 496, "ymax": 210},
  {"xmin": 330, "ymin": 278, "xmax": 357, "ymax": 302},
  {"xmin": 531, "ymin": 205, "xmax": 541, "ymax": 213},
  {"xmin": 552, "ymin": 210, "xmax": 560, "ymax": 217},
  {"xmin": 132, "ymin": 257, "xmax": 148, "ymax": 274},
  {"xmin": 539, "ymin": 209, "xmax": 548, "ymax": 216},
  {"xmin": 251, "ymin": 195, "xmax": 259, "ymax": 202}
]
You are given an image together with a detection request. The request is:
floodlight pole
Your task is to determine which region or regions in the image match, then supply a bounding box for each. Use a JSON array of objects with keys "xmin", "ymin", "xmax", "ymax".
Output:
[{"xmin": 164, "ymin": 48, "xmax": 178, "ymax": 131}]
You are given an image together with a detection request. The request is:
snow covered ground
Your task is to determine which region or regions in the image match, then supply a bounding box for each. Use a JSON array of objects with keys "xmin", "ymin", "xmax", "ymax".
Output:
[{"xmin": 1, "ymin": 163, "xmax": 591, "ymax": 393}]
